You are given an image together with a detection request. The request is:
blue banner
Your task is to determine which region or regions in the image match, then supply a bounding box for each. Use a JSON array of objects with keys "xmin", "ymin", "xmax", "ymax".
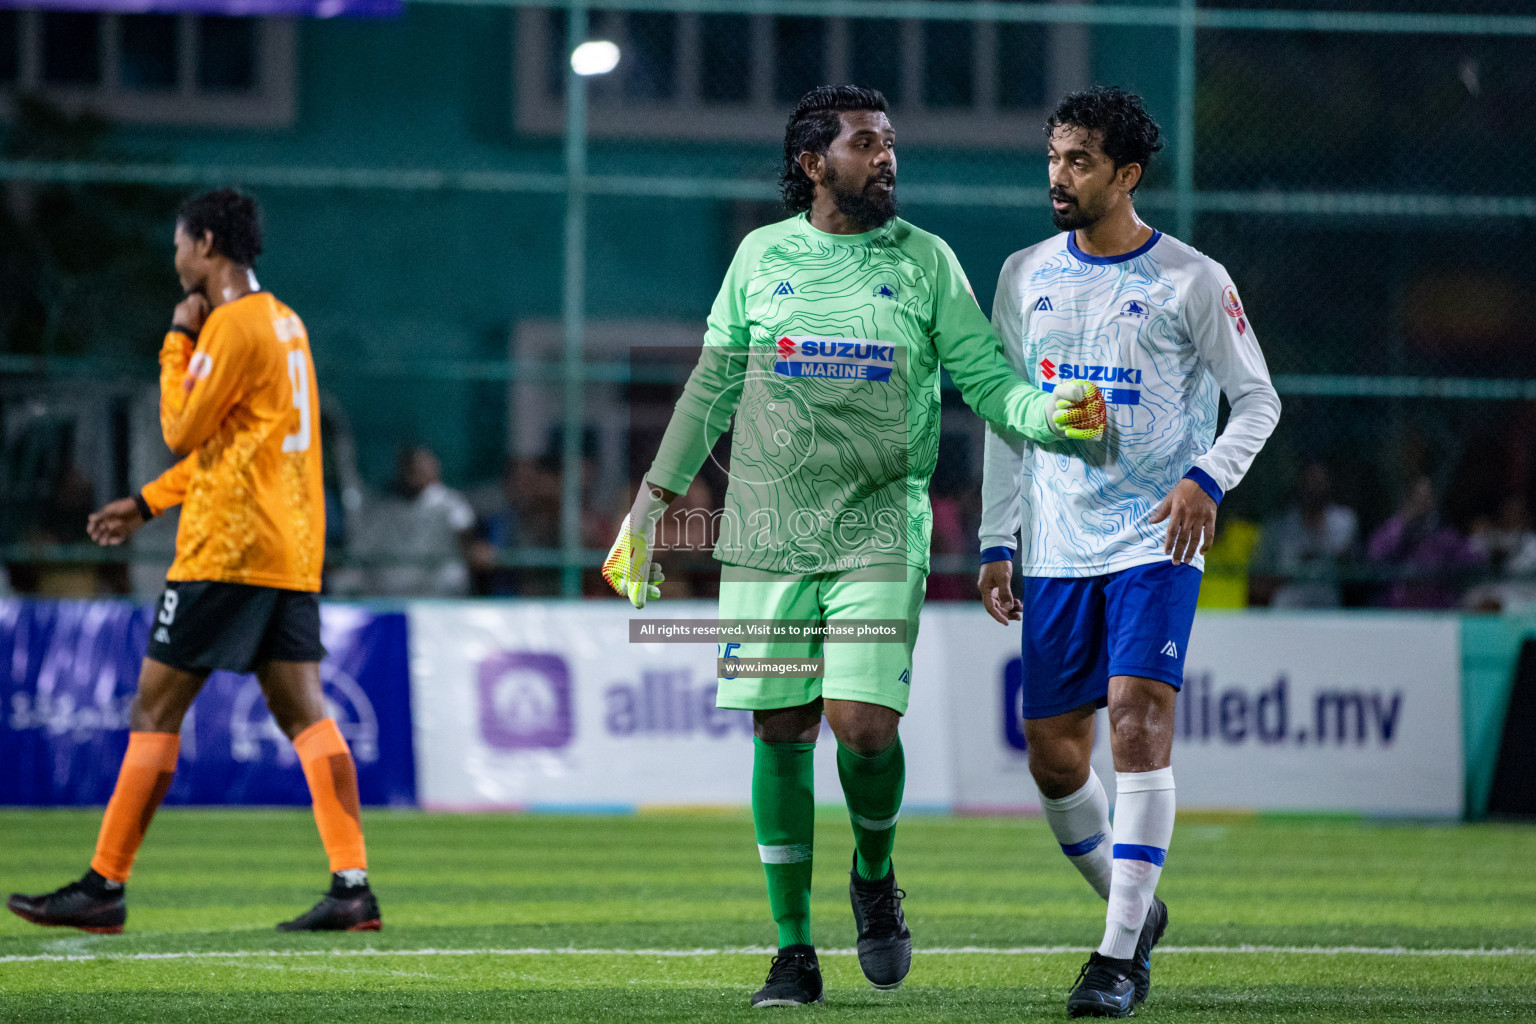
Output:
[
  {"xmin": 0, "ymin": 599, "xmax": 415, "ymax": 807},
  {"xmin": 0, "ymin": 0, "xmax": 401, "ymax": 18}
]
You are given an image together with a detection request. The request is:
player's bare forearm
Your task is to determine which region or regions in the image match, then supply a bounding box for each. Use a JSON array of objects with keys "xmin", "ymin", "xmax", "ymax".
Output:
[{"xmin": 1149, "ymin": 478, "xmax": 1217, "ymax": 566}]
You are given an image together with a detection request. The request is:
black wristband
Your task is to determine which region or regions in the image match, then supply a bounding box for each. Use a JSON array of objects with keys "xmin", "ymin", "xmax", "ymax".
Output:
[
  {"xmin": 170, "ymin": 324, "xmax": 199, "ymax": 340},
  {"xmin": 132, "ymin": 492, "xmax": 154, "ymax": 521}
]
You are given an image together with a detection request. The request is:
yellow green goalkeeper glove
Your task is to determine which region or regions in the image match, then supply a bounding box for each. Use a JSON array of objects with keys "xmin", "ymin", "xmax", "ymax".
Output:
[
  {"xmin": 602, "ymin": 483, "xmax": 669, "ymax": 608},
  {"xmin": 1049, "ymin": 381, "xmax": 1107, "ymax": 441}
]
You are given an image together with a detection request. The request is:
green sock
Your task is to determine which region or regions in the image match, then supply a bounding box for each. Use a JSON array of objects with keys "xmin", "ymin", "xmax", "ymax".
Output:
[
  {"xmin": 752, "ymin": 737, "xmax": 816, "ymax": 949},
  {"xmin": 837, "ymin": 737, "xmax": 905, "ymax": 882}
]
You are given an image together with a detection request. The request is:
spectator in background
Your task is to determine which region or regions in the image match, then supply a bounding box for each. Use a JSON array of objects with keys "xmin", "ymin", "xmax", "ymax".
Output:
[
  {"xmin": 469, "ymin": 456, "xmax": 532, "ymax": 596},
  {"xmin": 525, "ymin": 427, "xmax": 614, "ymax": 550},
  {"xmin": 469, "ymin": 453, "xmax": 569, "ymax": 597},
  {"xmin": 471, "ymin": 427, "xmax": 618, "ymax": 597},
  {"xmin": 1463, "ymin": 493, "xmax": 1536, "ymax": 613},
  {"xmin": 1250, "ymin": 462, "xmax": 1358, "ymax": 607},
  {"xmin": 349, "ymin": 445, "xmax": 476, "ymax": 597},
  {"xmin": 1366, "ymin": 475, "xmax": 1477, "ymax": 609},
  {"xmin": 7, "ymin": 462, "xmax": 128, "ymax": 597},
  {"xmin": 1467, "ymin": 493, "xmax": 1536, "ymax": 573},
  {"xmin": 512, "ymin": 453, "xmax": 565, "ymax": 553},
  {"xmin": 928, "ymin": 435, "xmax": 976, "ymax": 600}
]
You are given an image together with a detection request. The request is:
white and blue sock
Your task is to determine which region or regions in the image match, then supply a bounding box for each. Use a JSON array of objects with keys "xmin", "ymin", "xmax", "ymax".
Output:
[
  {"xmin": 1039, "ymin": 769, "xmax": 1114, "ymax": 900},
  {"xmin": 1098, "ymin": 767, "xmax": 1175, "ymax": 960}
]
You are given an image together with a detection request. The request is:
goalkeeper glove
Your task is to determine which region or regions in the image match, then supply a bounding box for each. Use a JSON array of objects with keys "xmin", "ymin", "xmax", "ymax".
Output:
[
  {"xmin": 602, "ymin": 483, "xmax": 670, "ymax": 608},
  {"xmin": 1049, "ymin": 381, "xmax": 1107, "ymax": 441}
]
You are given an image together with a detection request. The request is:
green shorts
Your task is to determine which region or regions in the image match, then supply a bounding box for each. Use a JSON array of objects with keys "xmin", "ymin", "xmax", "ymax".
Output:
[{"xmin": 715, "ymin": 565, "xmax": 926, "ymax": 715}]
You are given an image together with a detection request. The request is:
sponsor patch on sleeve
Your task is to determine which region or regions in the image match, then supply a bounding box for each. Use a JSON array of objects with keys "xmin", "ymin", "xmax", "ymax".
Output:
[
  {"xmin": 1222, "ymin": 285, "xmax": 1248, "ymax": 334},
  {"xmin": 183, "ymin": 351, "xmax": 214, "ymax": 392}
]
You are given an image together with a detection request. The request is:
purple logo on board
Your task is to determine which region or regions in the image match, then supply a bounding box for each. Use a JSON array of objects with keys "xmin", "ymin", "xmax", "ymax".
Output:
[
  {"xmin": 1002, "ymin": 657, "xmax": 1028, "ymax": 753},
  {"xmin": 477, "ymin": 652, "xmax": 574, "ymax": 750}
]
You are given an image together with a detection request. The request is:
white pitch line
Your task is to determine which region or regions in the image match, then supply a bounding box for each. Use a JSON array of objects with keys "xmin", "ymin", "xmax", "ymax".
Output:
[{"xmin": 1, "ymin": 945, "xmax": 1533, "ymax": 965}]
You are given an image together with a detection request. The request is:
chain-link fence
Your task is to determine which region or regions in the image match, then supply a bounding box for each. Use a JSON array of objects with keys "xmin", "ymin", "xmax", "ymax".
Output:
[{"xmin": 1, "ymin": 0, "xmax": 1533, "ymax": 607}]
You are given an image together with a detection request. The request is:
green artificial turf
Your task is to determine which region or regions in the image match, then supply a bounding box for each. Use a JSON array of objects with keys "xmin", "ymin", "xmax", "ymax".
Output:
[{"xmin": 0, "ymin": 810, "xmax": 1531, "ymax": 1022}]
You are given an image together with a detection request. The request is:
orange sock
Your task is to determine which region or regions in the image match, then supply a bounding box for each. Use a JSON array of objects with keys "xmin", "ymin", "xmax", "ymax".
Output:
[
  {"xmin": 90, "ymin": 732, "xmax": 180, "ymax": 883},
  {"xmin": 294, "ymin": 719, "xmax": 367, "ymax": 874}
]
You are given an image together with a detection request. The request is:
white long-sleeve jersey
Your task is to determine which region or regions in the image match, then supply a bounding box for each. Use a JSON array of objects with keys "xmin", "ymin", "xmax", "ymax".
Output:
[{"xmin": 979, "ymin": 230, "xmax": 1281, "ymax": 576}]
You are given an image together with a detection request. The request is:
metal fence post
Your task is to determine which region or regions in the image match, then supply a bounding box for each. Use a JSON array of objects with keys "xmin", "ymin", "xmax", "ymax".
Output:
[
  {"xmin": 560, "ymin": 1, "xmax": 590, "ymax": 598},
  {"xmin": 1175, "ymin": 0, "xmax": 1197, "ymax": 242}
]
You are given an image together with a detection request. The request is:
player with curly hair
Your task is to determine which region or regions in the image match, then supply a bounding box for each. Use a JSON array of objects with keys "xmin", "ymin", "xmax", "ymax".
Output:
[
  {"xmin": 603, "ymin": 85, "xmax": 1105, "ymax": 1007},
  {"xmin": 978, "ymin": 87, "xmax": 1282, "ymax": 1017},
  {"xmin": 7, "ymin": 189, "xmax": 380, "ymax": 936}
]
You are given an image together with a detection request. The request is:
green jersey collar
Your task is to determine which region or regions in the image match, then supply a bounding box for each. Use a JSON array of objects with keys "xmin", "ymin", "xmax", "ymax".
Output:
[{"xmin": 796, "ymin": 212, "xmax": 899, "ymax": 246}]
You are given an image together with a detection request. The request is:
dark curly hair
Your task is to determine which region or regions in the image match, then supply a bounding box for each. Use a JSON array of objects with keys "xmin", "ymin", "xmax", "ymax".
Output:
[
  {"xmin": 177, "ymin": 188, "xmax": 263, "ymax": 267},
  {"xmin": 1045, "ymin": 86, "xmax": 1164, "ymax": 195},
  {"xmin": 780, "ymin": 85, "xmax": 889, "ymax": 214}
]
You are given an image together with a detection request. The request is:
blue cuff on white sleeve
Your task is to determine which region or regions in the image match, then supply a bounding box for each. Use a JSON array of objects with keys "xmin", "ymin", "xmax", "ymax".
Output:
[
  {"xmin": 980, "ymin": 546, "xmax": 1016, "ymax": 565},
  {"xmin": 1184, "ymin": 466, "xmax": 1224, "ymax": 505}
]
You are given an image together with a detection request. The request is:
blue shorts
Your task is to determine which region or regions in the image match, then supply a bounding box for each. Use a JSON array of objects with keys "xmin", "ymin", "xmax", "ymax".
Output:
[{"xmin": 1018, "ymin": 560, "xmax": 1201, "ymax": 720}]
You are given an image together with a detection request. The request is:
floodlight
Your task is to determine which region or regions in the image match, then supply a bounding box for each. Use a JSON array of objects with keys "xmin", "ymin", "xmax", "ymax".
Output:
[{"xmin": 571, "ymin": 41, "xmax": 620, "ymax": 76}]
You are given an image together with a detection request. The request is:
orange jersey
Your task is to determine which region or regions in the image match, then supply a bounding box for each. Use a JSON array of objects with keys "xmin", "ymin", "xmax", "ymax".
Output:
[{"xmin": 140, "ymin": 292, "xmax": 324, "ymax": 592}]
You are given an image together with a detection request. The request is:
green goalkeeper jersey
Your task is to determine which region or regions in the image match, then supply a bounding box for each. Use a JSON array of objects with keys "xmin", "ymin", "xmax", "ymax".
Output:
[{"xmin": 647, "ymin": 213, "xmax": 1058, "ymax": 575}]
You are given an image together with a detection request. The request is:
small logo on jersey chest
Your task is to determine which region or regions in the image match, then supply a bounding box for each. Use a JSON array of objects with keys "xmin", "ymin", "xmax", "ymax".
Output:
[
  {"xmin": 1034, "ymin": 296, "xmax": 1054, "ymax": 312},
  {"xmin": 873, "ymin": 283, "xmax": 898, "ymax": 300},
  {"xmin": 1161, "ymin": 641, "xmax": 1179, "ymax": 657},
  {"xmin": 1040, "ymin": 358, "xmax": 1142, "ymax": 405},
  {"xmin": 773, "ymin": 281, "xmax": 795, "ymax": 296},
  {"xmin": 1119, "ymin": 300, "xmax": 1150, "ymax": 319},
  {"xmin": 1055, "ymin": 362, "xmax": 1142, "ymax": 385}
]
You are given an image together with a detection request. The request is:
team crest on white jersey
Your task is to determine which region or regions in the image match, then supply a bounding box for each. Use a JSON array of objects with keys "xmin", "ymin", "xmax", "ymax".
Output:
[{"xmin": 1223, "ymin": 285, "xmax": 1248, "ymax": 334}]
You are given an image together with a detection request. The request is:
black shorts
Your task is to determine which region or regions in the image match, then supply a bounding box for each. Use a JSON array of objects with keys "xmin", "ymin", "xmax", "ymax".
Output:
[{"xmin": 146, "ymin": 581, "xmax": 326, "ymax": 675}]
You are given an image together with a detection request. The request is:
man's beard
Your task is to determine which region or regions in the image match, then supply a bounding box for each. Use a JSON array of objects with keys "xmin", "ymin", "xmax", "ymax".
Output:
[
  {"xmin": 1050, "ymin": 189, "xmax": 1102, "ymax": 231},
  {"xmin": 826, "ymin": 164, "xmax": 898, "ymax": 230}
]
